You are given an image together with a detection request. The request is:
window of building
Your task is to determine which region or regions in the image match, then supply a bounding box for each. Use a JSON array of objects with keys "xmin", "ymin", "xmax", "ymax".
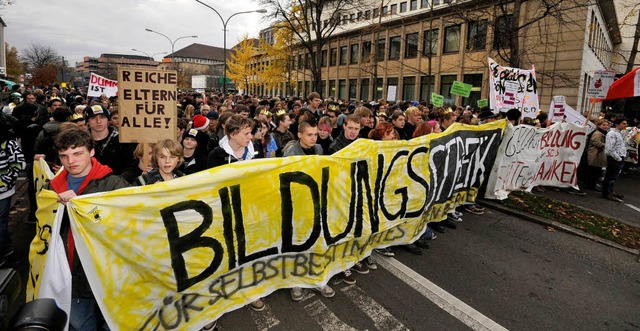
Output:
[
  {"xmin": 357, "ymin": 12, "xmax": 363, "ymax": 21},
  {"xmin": 330, "ymin": 48, "xmax": 337, "ymax": 66},
  {"xmin": 419, "ymin": 75, "xmax": 435, "ymax": 102},
  {"xmin": 361, "ymin": 78, "xmax": 370, "ymax": 101},
  {"xmin": 297, "ymin": 81, "xmax": 303, "ymax": 96},
  {"xmin": 467, "ymin": 20, "xmax": 487, "ymax": 51},
  {"xmin": 421, "ymin": 0, "xmax": 429, "ymax": 8},
  {"xmin": 400, "ymin": 2, "xmax": 407, "ymax": 13},
  {"xmin": 375, "ymin": 78, "xmax": 384, "ymax": 100},
  {"xmin": 382, "ymin": 6, "xmax": 388, "ymax": 16},
  {"xmin": 297, "ymin": 54, "xmax": 303, "ymax": 69},
  {"xmin": 350, "ymin": 44, "xmax": 359, "ymax": 64},
  {"xmin": 443, "ymin": 24, "xmax": 461, "ymax": 53},
  {"xmin": 405, "ymin": 32, "xmax": 419, "ymax": 58},
  {"xmin": 373, "ymin": 8, "xmax": 379, "ymax": 18},
  {"xmin": 304, "ymin": 81, "xmax": 311, "ymax": 97},
  {"xmin": 321, "ymin": 80, "xmax": 327, "ymax": 97},
  {"xmin": 433, "ymin": 0, "xmax": 440, "ymax": 5},
  {"xmin": 440, "ymin": 75, "xmax": 457, "ymax": 105},
  {"xmin": 349, "ymin": 79, "xmax": 357, "ymax": 100},
  {"xmin": 410, "ymin": 0, "xmax": 418, "ymax": 10},
  {"xmin": 423, "ymin": 28, "xmax": 439, "ymax": 55},
  {"xmin": 342, "ymin": 15, "xmax": 349, "ymax": 25},
  {"xmin": 350, "ymin": 13, "xmax": 355, "ymax": 22},
  {"xmin": 390, "ymin": 4, "xmax": 397, "ymax": 14},
  {"xmin": 494, "ymin": 14, "xmax": 514, "ymax": 49},
  {"xmin": 376, "ymin": 38, "xmax": 386, "ymax": 61},
  {"xmin": 329, "ymin": 80, "xmax": 336, "ymax": 98},
  {"xmin": 338, "ymin": 79, "xmax": 347, "ymax": 99},
  {"xmin": 321, "ymin": 49, "xmax": 328, "ymax": 67},
  {"xmin": 365, "ymin": 10, "xmax": 371, "ymax": 19},
  {"xmin": 340, "ymin": 46, "xmax": 348, "ymax": 65},
  {"xmin": 389, "ymin": 36, "xmax": 401, "ymax": 60},
  {"xmin": 463, "ymin": 74, "xmax": 483, "ymax": 106},
  {"xmin": 362, "ymin": 40, "xmax": 372, "ymax": 61},
  {"xmin": 403, "ymin": 77, "xmax": 416, "ymax": 101}
]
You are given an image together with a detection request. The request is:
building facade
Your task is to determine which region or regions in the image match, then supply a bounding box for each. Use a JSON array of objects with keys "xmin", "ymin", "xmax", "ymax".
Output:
[
  {"xmin": 159, "ymin": 43, "xmax": 226, "ymax": 89},
  {"xmin": 271, "ymin": 0, "xmax": 623, "ymax": 114},
  {"xmin": 75, "ymin": 54, "xmax": 159, "ymax": 80}
]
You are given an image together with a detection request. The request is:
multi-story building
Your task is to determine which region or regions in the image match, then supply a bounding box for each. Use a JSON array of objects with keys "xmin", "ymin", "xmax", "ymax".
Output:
[
  {"xmin": 75, "ymin": 54, "xmax": 159, "ymax": 80},
  {"xmin": 159, "ymin": 43, "xmax": 226, "ymax": 89},
  {"xmin": 267, "ymin": 0, "xmax": 625, "ymax": 114}
]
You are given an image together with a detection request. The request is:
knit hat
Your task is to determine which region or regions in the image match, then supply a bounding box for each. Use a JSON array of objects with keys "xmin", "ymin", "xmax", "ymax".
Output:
[
  {"xmin": 84, "ymin": 104, "xmax": 110, "ymax": 120},
  {"xmin": 191, "ymin": 114, "xmax": 209, "ymax": 130},
  {"xmin": 206, "ymin": 111, "xmax": 219, "ymax": 120}
]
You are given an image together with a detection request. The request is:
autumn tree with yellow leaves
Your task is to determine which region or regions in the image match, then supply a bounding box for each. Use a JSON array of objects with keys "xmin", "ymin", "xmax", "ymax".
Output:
[
  {"xmin": 258, "ymin": 23, "xmax": 295, "ymax": 95},
  {"xmin": 227, "ymin": 37, "xmax": 258, "ymax": 92}
]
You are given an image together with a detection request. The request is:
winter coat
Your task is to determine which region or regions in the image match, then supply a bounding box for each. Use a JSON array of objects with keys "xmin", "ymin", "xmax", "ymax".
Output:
[
  {"xmin": 328, "ymin": 132, "xmax": 356, "ymax": 154},
  {"xmin": 588, "ymin": 129, "xmax": 607, "ymax": 167},
  {"xmin": 207, "ymin": 135, "xmax": 258, "ymax": 168}
]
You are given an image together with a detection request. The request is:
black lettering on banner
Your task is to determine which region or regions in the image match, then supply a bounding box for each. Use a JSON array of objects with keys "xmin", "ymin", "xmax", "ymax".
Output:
[
  {"xmin": 380, "ymin": 150, "xmax": 410, "ymax": 220},
  {"xmin": 280, "ymin": 171, "xmax": 322, "ymax": 252},
  {"xmin": 122, "ymin": 70, "xmax": 130, "ymax": 81},
  {"xmin": 160, "ymin": 200, "xmax": 224, "ymax": 292},
  {"xmin": 321, "ymin": 167, "xmax": 354, "ymax": 245},
  {"xmin": 219, "ymin": 187, "xmax": 237, "ymax": 270},
  {"xmin": 231, "ymin": 185, "xmax": 278, "ymax": 264},
  {"xmin": 405, "ymin": 147, "xmax": 430, "ymax": 218},
  {"xmin": 350, "ymin": 159, "xmax": 379, "ymax": 235}
]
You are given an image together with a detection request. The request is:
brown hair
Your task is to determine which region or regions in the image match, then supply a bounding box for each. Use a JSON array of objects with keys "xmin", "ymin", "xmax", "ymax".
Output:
[
  {"xmin": 152, "ymin": 139, "xmax": 183, "ymax": 168},
  {"xmin": 368, "ymin": 122, "xmax": 395, "ymax": 140}
]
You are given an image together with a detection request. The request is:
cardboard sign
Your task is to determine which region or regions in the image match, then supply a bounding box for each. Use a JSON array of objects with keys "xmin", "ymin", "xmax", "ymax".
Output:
[
  {"xmin": 549, "ymin": 95, "xmax": 566, "ymax": 122},
  {"xmin": 117, "ymin": 68, "xmax": 178, "ymax": 143},
  {"xmin": 431, "ymin": 92, "xmax": 444, "ymax": 107},
  {"xmin": 587, "ymin": 70, "xmax": 615, "ymax": 99},
  {"xmin": 450, "ymin": 81, "xmax": 472, "ymax": 97},
  {"xmin": 477, "ymin": 99, "xmax": 488, "ymax": 108},
  {"xmin": 87, "ymin": 73, "xmax": 118, "ymax": 97}
]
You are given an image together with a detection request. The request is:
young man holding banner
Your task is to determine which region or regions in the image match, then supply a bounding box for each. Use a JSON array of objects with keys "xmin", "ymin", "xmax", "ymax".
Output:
[{"xmin": 44, "ymin": 128, "xmax": 129, "ymax": 330}]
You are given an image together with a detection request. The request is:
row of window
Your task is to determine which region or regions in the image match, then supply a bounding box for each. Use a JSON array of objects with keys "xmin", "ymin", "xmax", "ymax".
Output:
[
  {"xmin": 289, "ymin": 73, "xmax": 483, "ymax": 105},
  {"xmin": 295, "ymin": 15, "xmax": 513, "ymax": 69},
  {"xmin": 587, "ymin": 10, "xmax": 611, "ymax": 64},
  {"xmin": 330, "ymin": 0, "xmax": 443, "ymax": 28}
]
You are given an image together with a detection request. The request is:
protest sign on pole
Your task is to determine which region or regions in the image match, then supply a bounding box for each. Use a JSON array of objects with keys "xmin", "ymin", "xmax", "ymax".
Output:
[
  {"xmin": 549, "ymin": 96, "xmax": 566, "ymax": 122},
  {"xmin": 587, "ymin": 70, "xmax": 615, "ymax": 99},
  {"xmin": 87, "ymin": 73, "xmax": 118, "ymax": 98},
  {"xmin": 488, "ymin": 57, "xmax": 539, "ymax": 118},
  {"xmin": 117, "ymin": 67, "xmax": 178, "ymax": 143},
  {"xmin": 431, "ymin": 92, "xmax": 444, "ymax": 107},
  {"xmin": 485, "ymin": 122, "xmax": 588, "ymax": 200},
  {"xmin": 450, "ymin": 81, "xmax": 472, "ymax": 97},
  {"xmin": 34, "ymin": 121, "xmax": 506, "ymax": 330},
  {"xmin": 477, "ymin": 99, "xmax": 488, "ymax": 108}
]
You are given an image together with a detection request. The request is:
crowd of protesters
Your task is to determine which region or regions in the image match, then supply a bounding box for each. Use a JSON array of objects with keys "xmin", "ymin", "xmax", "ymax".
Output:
[{"xmin": 1, "ymin": 82, "xmax": 639, "ymax": 330}]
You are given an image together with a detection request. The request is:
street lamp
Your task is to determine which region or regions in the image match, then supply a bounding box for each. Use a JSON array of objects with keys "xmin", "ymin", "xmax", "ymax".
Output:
[
  {"xmin": 131, "ymin": 48, "xmax": 168, "ymax": 60},
  {"xmin": 144, "ymin": 29, "xmax": 198, "ymax": 70},
  {"xmin": 195, "ymin": 0, "xmax": 267, "ymax": 95}
]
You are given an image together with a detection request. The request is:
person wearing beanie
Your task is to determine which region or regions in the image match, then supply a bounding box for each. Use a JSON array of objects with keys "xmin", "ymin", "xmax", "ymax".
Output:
[
  {"xmin": 85, "ymin": 104, "xmax": 135, "ymax": 175},
  {"xmin": 190, "ymin": 114, "xmax": 210, "ymax": 131}
]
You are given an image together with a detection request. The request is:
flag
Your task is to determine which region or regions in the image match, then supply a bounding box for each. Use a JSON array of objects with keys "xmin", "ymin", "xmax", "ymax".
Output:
[{"xmin": 605, "ymin": 67, "xmax": 640, "ymax": 100}]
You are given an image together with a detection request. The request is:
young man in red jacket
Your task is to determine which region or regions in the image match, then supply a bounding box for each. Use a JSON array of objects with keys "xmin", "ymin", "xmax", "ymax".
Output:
[{"xmin": 44, "ymin": 128, "xmax": 129, "ymax": 330}]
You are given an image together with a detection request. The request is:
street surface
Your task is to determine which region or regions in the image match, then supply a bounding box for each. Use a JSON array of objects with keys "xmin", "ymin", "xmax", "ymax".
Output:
[{"xmin": 4, "ymin": 176, "xmax": 640, "ymax": 331}]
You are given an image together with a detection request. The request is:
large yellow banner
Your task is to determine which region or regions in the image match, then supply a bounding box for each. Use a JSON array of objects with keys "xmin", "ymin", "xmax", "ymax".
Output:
[{"xmin": 32, "ymin": 121, "xmax": 506, "ymax": 330}]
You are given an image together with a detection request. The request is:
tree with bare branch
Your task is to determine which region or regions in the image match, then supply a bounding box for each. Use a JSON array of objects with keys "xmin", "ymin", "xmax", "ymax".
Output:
[{"xmin": 259, "ymin": 0, "xmax": 362, "ymax": 97}]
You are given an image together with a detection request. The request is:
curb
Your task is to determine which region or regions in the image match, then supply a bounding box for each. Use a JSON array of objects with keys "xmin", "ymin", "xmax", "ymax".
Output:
[{"xmin": 476, "ymin": 199, "xmax": 640, "ymax": 258}]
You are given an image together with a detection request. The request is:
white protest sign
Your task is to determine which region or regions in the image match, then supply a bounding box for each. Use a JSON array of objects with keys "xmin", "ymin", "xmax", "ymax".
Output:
[
  {"xmin": 387, "ymin": 85, "xmax": 397, "ymax": 102},
  {"xmin": 485, "ymin": 122, "xmax": 588, "ymax": 200},
  {"xmin": 587, "ymin": 70, "xmax": 615, "ymax": 98},
  {"xmin": 488, "ymin": 57, "xmax": 539, "ymax": 118},
  {"xmin": 549, "ymin": 96, "xmax": 566, "ymax": 122},
  {"xmin": 563, "ymin": 104, "xmax": 596, "ymax": 134},
  {"xmin": 87, "ymin": 73, "xmax": 118, "ymax": 97}
]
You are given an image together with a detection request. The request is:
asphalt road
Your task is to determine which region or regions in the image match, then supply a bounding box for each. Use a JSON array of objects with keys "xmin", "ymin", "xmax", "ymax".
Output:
[{"xmin": 4, "ymin": 179, "xmax": 640, "ymax": 330}]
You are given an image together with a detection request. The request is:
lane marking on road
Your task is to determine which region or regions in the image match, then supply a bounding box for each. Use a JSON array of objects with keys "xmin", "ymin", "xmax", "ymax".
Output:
[
  {"xmin": 625, "ymin": 203, "xmax": 640, "ymax": 213},
  {"xmin": 375, "ymin": 254, "xmax": 509, "ymax": 331},
  {"xmin": 305, "ymin": 299, "xmax": 362, "ymax": 331},
  {"xmin": 248, "ymin": 302, "xmax": 280, "ymax": 331},
  {"xmin": 342, "ymin": 285, "xmax": 409, "ymax": 331}
]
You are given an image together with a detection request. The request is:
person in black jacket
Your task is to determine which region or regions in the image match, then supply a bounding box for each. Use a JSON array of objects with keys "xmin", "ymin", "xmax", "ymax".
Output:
[
  {"xmin": 85, "ymin": 104, "xmax": 135, "ymax": 175},
  {"xmin": 179, "ymin": 129, "xmax": 208, "ymax": 175}
]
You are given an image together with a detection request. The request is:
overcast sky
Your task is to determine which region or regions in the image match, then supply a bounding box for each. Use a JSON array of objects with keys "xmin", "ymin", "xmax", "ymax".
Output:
[{"xmin": 2, "ymin": 0, "xmax": 271, "ymax": 65}]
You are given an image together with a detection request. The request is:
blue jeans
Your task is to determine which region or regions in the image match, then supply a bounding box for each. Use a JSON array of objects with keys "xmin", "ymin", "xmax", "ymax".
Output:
[
  {"xmin": 70, "ymin": 298, "xmax": 110, "ymax": 331},
  {"xmin": 0, "ymin": 196, "xmax": 11, "ymax": 254}
]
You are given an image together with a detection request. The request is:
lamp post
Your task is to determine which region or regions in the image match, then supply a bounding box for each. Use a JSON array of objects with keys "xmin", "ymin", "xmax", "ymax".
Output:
[
  {"xmin": 195, "ymin": 0, "xmax": 266, "ymax": 95},
  {"xmin": 131, "ymin": 49, "xmax": 168, "ymax": 60},
  {"xmin": 144, "ymin": 29, "xmax": 198, "ymax": 70}
]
